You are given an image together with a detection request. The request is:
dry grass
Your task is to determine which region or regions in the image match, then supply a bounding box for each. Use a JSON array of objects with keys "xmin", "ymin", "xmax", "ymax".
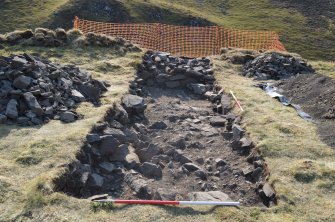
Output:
[
  {"xmin": 0, "ymin": 45, "xmax": 142, "ymax": 220},
  {"xmin": 310, "ymin": 61, "xmax": 335, "ymax": 78},
  {"xmin": 1, "ymin": 44, "xmax": 335, "ymax": 221},
  {"xmin": 212, "ymin": 58, "xmax": 335, "ymax": 221}
]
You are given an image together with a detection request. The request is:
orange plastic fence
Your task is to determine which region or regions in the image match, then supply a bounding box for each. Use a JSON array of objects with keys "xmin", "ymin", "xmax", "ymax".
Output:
[{"xmin": 73, "ymin": 17, "xmax": 286, "ymax": 58}]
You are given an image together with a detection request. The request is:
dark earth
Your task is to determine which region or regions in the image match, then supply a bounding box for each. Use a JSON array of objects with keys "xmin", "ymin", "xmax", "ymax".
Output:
[
  {"xmin": 275, "ymin": 73, "xmax": 335, "ymax": 148},
  {"xmin": 56, "ymin": 51, "xmax": 276, "ymax": 207}
]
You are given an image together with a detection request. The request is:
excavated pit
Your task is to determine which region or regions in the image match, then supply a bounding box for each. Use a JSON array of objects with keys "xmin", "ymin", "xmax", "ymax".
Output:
[{"xmin": 55, "ymin": 51, "xmax": 276, "ymax": 207}]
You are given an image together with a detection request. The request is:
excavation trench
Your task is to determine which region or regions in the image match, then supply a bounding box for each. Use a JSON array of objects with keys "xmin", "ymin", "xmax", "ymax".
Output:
[{"xmin": 55, "ymin": 51, "xmax": 276, "ymax": 207}]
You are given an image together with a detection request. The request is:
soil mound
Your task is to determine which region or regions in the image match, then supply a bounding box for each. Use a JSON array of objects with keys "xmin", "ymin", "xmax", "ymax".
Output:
[
  {"xmin": 243, "ymin": 52, "xmax": 314, "ymax": 80},
  {"xmin": 56, "ymin": 51, "xmax": 277, "ymax": 207},
  {"xmin": 275, "ymin": 73, "xmax": 335, "ymax": 147},
  {"xmin": 0, "ymin": 54, "xmax": 108, "ymax": 125}
]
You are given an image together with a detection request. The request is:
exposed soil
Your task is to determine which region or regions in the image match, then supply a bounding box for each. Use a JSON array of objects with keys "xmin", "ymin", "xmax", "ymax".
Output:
[
  {"xmin": 56, "ymin": 52, "xmax": 276, "ymax": 207},
  {"xmin": 275, "ymin": 73, "xmax": 335, "ymax": 147},
  {"xmin": 119, "ymin": 86, "xmax": 260, "ymax": 205}
]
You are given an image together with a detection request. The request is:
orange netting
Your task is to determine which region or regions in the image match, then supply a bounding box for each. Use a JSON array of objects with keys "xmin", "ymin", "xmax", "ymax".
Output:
[{"xmin": 73, "ymin": 17, "xmax": 286, "ymax": 58}]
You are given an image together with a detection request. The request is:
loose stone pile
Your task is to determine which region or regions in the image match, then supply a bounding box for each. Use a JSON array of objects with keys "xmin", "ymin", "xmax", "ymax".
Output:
[
  {"xmin": 242, "ymin": 52, "xmax": 315, "ymax": 80},
  {"xmin": 131, "ymin": 51, "xmax": 215, "ymax": 95},
  {"xmin": 0, "ymin": 54, "xmax": 108, "ymax": 125},
  {"xmin": 0, "ymin": 28, "xmax": 140, "ymax": 53},
  {"xmin": 57, "ymin": 51, "xmax": 276, "ymax": 207}
]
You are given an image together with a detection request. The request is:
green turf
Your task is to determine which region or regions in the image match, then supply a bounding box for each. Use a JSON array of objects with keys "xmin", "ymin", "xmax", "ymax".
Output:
[{"xmin": 0, "ymin": 0, "xmax": 334, "ymax": 60}]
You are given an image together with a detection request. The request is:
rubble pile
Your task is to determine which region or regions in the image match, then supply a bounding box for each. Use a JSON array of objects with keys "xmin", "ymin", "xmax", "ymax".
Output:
[
  {"xmin": 242, "ymin": 52, "xmax": 314, "ymax": 80},
  {"xmin": 130, "ymin": 51, "xmax": 215, "ymax": 95},
  {"xmin": 0, "ymin": 28, "xmax": 140, "ymax": 53},
  {"xmin": 56, "ymin": 51, "xmax": 276, "ymax": 207},
  {"xmin": 0, "ymin": 54, "xmax": 108, "ymax": 125}
]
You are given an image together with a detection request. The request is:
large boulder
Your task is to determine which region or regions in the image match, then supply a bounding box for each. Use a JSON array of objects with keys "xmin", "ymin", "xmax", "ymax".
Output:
[
  {"xmin": 188, "ymin": 191, "xmax": 231, "ymax": 201},
  {"xmin": 122, "ymin": 94, "xmax": 146, "ymax": 114}
]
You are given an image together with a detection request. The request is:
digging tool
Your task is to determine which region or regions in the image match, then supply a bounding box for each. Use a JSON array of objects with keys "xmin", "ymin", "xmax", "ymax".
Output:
[
  {"xmin": 93, "ymin": 199, "xmax": 240, "ymax": 206},
  {"xmin": 230, "ymin": 90, "xmax": 244, "ymax": 111}
]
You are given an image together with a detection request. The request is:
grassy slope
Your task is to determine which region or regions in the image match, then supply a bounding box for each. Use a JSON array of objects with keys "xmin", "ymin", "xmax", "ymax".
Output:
[
  {"xmin": 1, "ymin": 49, "xmax": 334, "ymax": 221},
  {"xmin": 0, "ymin": 45, "xmax": 142, "ymax": 220},
  {"xmin": 0, "ymin": 0, "xmax": 335, "ymax": 60},
  {"xmin": 0, "ymin": 0, "xmax": 69, "ymax": 32}
]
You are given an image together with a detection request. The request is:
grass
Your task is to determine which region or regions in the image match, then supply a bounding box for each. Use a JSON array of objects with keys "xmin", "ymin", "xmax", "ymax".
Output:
[
  {"xmin": 212, "ymin": 58, "xmax": 335, "ymax": 221},
  {"xmin": 0, "ymin": 44, "xmax": 142, "ymax": 220},
  {"xmin": 0, "ymin": 0, "xmax": 69, "ymax": 33},
  {"xmin": 1, "ymin": 0, "xmax": 335, "ymax": 60},
  {"xmin": 123, "ymin": 0, "xmax": 335, "ymax": 60},
  {"xmin": 1, "ymin": 43, "xmax": 334, "ymax": 221}
]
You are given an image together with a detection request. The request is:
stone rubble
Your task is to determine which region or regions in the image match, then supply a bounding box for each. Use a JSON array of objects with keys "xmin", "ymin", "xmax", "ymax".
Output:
[
  {"xmin": 0, "ymin": 54, "xmax": 107, "ymax": 125},
  {"xmin": 242, "ymin": 52, "xmax": 314, "ymax": 80},
  {"xmin": 1, "ymin": 28, "xmax": 140, "ymax": 53},
  {"xmin": 56, "ymin": 51, "xmax": 277, "ymax": 206}
]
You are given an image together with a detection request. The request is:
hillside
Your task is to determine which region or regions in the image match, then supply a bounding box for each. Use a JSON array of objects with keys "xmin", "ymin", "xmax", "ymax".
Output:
[{"xmin": 0, "ymin": 0, "xmax": 335, "ymax": 60}]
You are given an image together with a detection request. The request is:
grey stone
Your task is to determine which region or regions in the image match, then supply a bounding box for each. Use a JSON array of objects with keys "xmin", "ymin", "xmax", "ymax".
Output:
[
  {"xmin": 174, "ymin": 150, "xmax": 192, "ymax": 164},
  {"xmin": 221, "ymin": 94, "xmax": 232, "ymax": 114},
  {"xmin": 125, "ymin": 146, "xmax": 140, "ymax": 169},
  {"xmin": 60, "ymin": 111, "xmax": 77, "ymax": 123},
  {"xmin": 156, "ymin": 74, "xmax": 169, "ymax": 83},
  {"xmin": 251, "ymin": 167, "xmax": 263, "ymax": 182},
  {"xmin": 149, "ymin": 121, "xmax": 168, "ymax": 129},
  {"xmin": 215, "ymin": 158, "xmax": 226, "ymax": 166},
  {"xmin": 17, "ymin": 116, "xmax": 30, "ymax": 124},
  {"xmin": 188, "ymin": 191, "xmax": 231, "ymax": 201},
  {"xmin": 5, "ymin": 99, "xmax": 18, "ymax": 119},
  {"xmin": 124, "ymin": 173, "xmax": 152, "ymax": 199},
  {"xmin": 210, "ymin": 116, "xmax": 226, "ymax": 127},
  {"xmin": 113, "ymin": 103, "xmax": 129, "ymax": 125},
  {"xmin": 71, "ymin": 89, "xmax": 86, "ymax": 102},
  {"xmin": 195, "ymin": 170, "xmax": 207, "ymax": 180},
  {"xmin": 134, "ymin": 123, "xmax": 147, "ymax": 134},
  {"xmin": 154, "ymin": 188, "xmax": 177, "ymax": 200},
  {"xmin": 78, "ymin": 84, "xmax": 101, "ymax": 101},
  {"xmin": 86, "ymin": 134, "xmax": 101, "ymax": 143},
  {"xmin": 109, "ymin": 144, "xmax": 130, "ymax": 162},
  {"xmin": 137, "ymin": 143, "xmax": 162, "ymax": 162},
  {"xmin": 189, "ymin": 83, "xmax": 207, "ymax": 95},
  {"xmin": 13, "ymin": 75, "xmax": 32, "ymax": 89},
  {"xmin": 99, "ymin": 135, "xmax": 120, "ymax": 155},
  {"xmin": 242, "ymin": 167, "xmax": 253, "ymax": 176},
  {"xmin": 152, "ymin": 155, "xmax": 171, "ymax": 164},
  {"xmin": 10, "ymin": 56, "xmax": 27, "ymax": 69},
  {"xmin": 232, "ymin": 124, "xmax": 244, "ymax": 141},
  {"xmin": 87, "ymin": 173, "xmax": 104, "ymax": 187},
  {"xmin": 165, "ymin": 81, "xmax": 180, "ymax": 88},
  {"xmin": 122, "ymin": 94, "xmax": 146, "ymax": 114},
  {"xmin": 139, "ymin": 162, "xmax": 162, "ymax": 178},
  {"xmin": 107, "ymin": 119, "xmax": 122, "ymax": 129},
  {"xmin": 103, "ymin": 128, "xmax": 127, "ymax": 143},
  {"xmin": 169, "ymin": 74, "xmax": 187, "ymax": 81},
  {"xmin": 23, "ymin": 92, "xmax": 44, "ymax": 116},
  {"xmin": 168, "ymin": 136, "xmax": 186, "ymax": 149},
  {"xmin": 0, "ymin": 114, "xmax": 7, "ymax": 123},
  {"xmin": 183, "ymin": 163, "xmax": 201, "ymax": 172},
  {"xmin": 260, "ymin": 183, "xmax": 276, "ymax": 199},
  {"xmin": 99, "ymin": 162, "xmax": 117, "ymax": 174},
  {"xmin": 44, "ymin": 106, "xmax": 54, "ymax": 115},
  {"xmin": 25, "ymin": 110, "xmax": 36, "ymax": 119},
  {"xmin": 239, "ymin": 137, "xmax": 252, "ymax": 149},
  {"xmin": 31, "ymin": 117, "xmax": 43, "ymax": 125},
  {"xmin": 201, "ymin": 126, "xmax": 219, "ymax": 137}
]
